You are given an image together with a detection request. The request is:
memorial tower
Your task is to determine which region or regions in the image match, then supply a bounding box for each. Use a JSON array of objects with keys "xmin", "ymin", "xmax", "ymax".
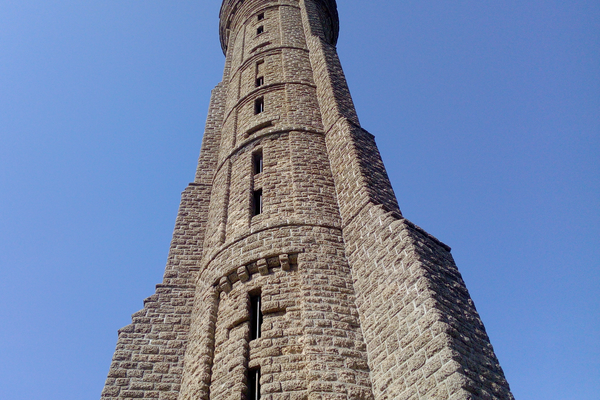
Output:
[{"xmin": 101, "ymin": 1, "xmax": 514, "ymax": 399}]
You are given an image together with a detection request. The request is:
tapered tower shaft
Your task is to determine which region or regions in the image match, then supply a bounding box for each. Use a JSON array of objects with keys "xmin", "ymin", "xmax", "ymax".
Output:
[{"xmin": 101, "ymin": 1, "xmax": 513, "ymax": 400}]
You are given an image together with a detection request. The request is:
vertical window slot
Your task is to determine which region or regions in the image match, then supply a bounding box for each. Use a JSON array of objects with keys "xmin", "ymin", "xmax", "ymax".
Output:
[
  {"xmin": 248, "ymin": 368, "xmax": 261, "ymax": 400},
  {"xmin": 253, "ymin": 151, "xmax": 263, "ymax": 175},
  {"xmin": 252, "ymin": 189, "xmax": 263, "ymax": 216},
  {"xmin": 255, "ymin": 60, "xmax": 265, "ymax": 87},
  {"xmin": 257, "ymin": 13, "xmax": 264, "ymax": 21},
  {"xmin": 250, "ymin": 293, "xmax": 263, "ymax": 340},
  {"xmin": 256, "ymin": 25, "xmax": 264, "ymax": 35},
  {"xmin": 254, "ymin": 97, "xmax": 264, "ymax": 114}
]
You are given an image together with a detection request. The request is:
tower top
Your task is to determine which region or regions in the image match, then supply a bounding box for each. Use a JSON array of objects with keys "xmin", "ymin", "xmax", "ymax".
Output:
[{"xmin": 219, "ymin": 0, "xmax": 339, "ymax": 54}]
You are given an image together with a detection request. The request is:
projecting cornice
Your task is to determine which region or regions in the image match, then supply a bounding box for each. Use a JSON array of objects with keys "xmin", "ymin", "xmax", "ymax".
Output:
[{"xmin": 219, "ymin": 0, "xmax": 339, "ymax": 54}]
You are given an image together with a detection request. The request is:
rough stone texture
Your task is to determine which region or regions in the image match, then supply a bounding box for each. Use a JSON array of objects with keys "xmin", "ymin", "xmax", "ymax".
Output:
[
  {"xmin": 100, "ymin": 183, "xmax": 209, "ymax": 400},
  {"xmin": 102, "ymin": 1, "xmax": 514, "ymax": 399},
  {"xmin": 101, "ymin": 68, "xmax": 225, "ymax": 400}
]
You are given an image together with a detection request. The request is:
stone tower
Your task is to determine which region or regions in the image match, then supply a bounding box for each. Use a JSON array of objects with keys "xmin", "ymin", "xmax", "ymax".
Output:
[{"xmin": 101, "ymin": 1, "xmax": 514, "ymax": 400}]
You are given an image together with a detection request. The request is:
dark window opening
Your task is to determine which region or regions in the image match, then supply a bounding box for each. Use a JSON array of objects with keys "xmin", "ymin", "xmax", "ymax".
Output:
[
  {"xmin": 248, "ymin": 368, "xmax": 261, "ymax": 400},
  {"xmin": 253, "ymin": 151, "xmax": 263, "ymax": 175},
  {"xmin": 254, "ymin": 97, "xmax": 264, "ymax": 114},
  {"xmin": 256, "ymin": 25, "xmax": 264, "ymax": 35},
  {"xmin": 255, "ymin": 60, "xmax": 265, "ymax": 87},
  {"xmin": 257, "ymin": 13, "xmax": 264, "ymax": 21},
  {"xmin": 250, "ymin": 293, "xmax": 263, "ymax": 340},
  {"xmin": 253, "ymin": 189, "xmax": 263, "ymax": 216}
]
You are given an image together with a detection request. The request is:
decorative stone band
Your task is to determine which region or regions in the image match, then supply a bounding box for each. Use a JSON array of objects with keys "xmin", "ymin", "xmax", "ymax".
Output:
[
  {"xmin": 212, "ymin": 126, "xmax": 324, "ymax": 180},
  {"xmin": 218, "ymin": 0, "xmax": 340, "ymax": 54},
  {"xmin": 214, "ymin": 251, "xmax": 302, "ymax": 293}
]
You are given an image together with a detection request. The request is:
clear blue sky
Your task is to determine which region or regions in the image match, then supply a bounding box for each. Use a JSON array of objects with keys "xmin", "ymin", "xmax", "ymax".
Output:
[{"xmin": 0, "ymin": 1, "xmax": 598, "ymax": 399}]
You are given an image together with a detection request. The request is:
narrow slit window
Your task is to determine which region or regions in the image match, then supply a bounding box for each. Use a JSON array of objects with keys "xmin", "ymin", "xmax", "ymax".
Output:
[
  {"xmin": 248, "ymin": 368, "xmax": 261, "ymax": 400},
  {"xmin": 256, "ymin": 25, "xmax": 264, "ymax": 35},
  {"xmin": 253, "ymin": 189, "xmax": 263, "ymax": 216},
  {"xmin": 254, "ymin": 97, "xmax": 264, "ymax": 114},
  {"xmin": 257, "ymin": 13, "xmax": 264, "ymax": 21},
  {"xmin": 250, "ymin": 293, "xmax": 263, "ymax": 340},
  {"xmin": 255, "ymin": 60, "xmax": 265, "ymax": 87},
  {"xmin": 253, "ymin": 151, "xmax": 263, "ymax": 175}
]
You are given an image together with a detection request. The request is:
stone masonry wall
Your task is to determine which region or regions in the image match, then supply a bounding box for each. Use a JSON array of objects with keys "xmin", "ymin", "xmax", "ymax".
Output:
[
  {"xmin": 104, "ymin": 1, "xmax": 514, "ymax": 399},
  {"xmin": 343, "ymin": 203, "xmax": 514, "ymax": 400},
  {"xmin": 177, "ymin": 282, "xmax": 219, "ymax": 400},
  {"xmin": 179, "ymin": 1, "xmax": 376, "ymax": 399},
  {"xmin": 101, "ymin": 184, "xmax": 211, "ymax": 400},
  {"xmin": 101, "ymin": 78, "xmax": 227, "ymax": 399},
  {"xmin": 299, "ymin": 0, "xmax": 400, "ymax": 225},
  {"xmin": 180, "ymin": 225, "xmax": 374, "ymax": 400},
  {"xmin": 298, "ymin": 0, "xmax": 514, "ymax": 398},
  {"xmin": 196, "ymin": 83, "xmax": 226, "ymax": 185}
]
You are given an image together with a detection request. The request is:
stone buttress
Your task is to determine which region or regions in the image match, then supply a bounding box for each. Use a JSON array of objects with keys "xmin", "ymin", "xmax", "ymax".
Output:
[{"xmin": 101, "ymin": 1, "xmax": 514, "ymax": 400}]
